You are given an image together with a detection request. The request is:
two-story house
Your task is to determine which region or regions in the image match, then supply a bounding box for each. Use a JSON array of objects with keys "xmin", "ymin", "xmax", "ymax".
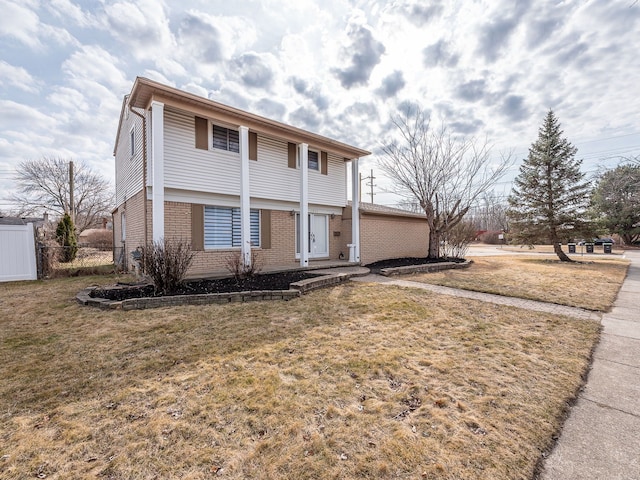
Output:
[{"xmin": 113, "ymin": 77, "xmax": 428, "ymax": 277}]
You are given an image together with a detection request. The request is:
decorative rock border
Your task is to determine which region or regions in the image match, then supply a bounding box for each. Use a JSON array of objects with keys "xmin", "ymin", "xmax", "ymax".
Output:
[
  {"xmin": 379, "ymin": 260, "xmax": 472, "ymax": 276},
  {"xmin": 77, "ymin": 270, "xmax": 358, "ymax": 310}
]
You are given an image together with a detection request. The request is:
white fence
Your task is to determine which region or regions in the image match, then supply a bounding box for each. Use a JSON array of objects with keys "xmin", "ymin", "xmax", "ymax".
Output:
[{"xmin": 0, "ymin": 223, "xmax": 37, "ymax": 282}]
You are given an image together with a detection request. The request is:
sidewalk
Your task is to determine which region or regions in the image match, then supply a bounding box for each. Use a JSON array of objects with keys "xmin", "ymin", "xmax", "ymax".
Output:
[{"xmin": 540, "ymin": 251, "xmax": 640, "ymax": 480}]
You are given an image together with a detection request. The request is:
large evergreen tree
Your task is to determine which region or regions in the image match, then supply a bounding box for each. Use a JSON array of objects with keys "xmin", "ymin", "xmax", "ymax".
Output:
[{"xmin": 508, "ymin": 110, "xmax": 592, "ymax": 262}]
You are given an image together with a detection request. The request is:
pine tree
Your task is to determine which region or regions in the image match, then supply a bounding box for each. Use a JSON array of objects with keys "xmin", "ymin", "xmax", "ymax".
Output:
[
  {"xmin": 55, "ymin": 213, "xmax": 78, "ymax": 263},
  {"xmin": 507, "ymin": 110, "xmax": 592, "ymax": 262}
]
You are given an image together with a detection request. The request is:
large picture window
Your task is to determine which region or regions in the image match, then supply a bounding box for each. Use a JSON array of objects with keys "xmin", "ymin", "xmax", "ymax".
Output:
[
  {"xmin": 204, "ymin": 206, "xmax": 259, "ymax": 248},
  {"xmin": 212, "ymin": 125, "xmax": 240, "ymax": 153}
]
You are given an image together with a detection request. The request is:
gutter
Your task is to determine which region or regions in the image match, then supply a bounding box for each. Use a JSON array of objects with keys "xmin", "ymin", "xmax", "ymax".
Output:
[{"xmin": 129, "ymin": 104, "xmax": 149, "ymax": 250}]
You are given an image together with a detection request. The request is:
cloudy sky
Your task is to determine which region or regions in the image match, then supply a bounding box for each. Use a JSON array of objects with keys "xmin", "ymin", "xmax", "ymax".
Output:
[{"xmin": 1, "ymin": 0, "xmax": 639, "ymax": 211}]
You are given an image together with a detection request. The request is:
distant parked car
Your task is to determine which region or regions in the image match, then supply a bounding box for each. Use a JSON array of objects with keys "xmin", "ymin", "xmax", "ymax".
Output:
[{"xmin": 593, "ymin": 238, "xmax": 614, "ymax": 245}]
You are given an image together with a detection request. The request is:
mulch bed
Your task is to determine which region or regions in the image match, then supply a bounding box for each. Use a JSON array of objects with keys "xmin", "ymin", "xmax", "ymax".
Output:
[
  {"xmin": 90, "ymin": 271, "xmax": 319, "ymax": 301},
  {"xmin": 91, "ymin": 257, "xmax": 466, "ymax": 302},
  {"xmin": 365, "ymin": 256, "xmax": 465, "ymax": 274}
]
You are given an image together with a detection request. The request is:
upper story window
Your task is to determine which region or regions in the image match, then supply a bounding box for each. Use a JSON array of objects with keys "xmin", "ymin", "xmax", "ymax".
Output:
[
  {"xmin": 213, "ymin": 125, "xmax": 240, "ymax": 153},
  {"xmin": 129, "ymin": 127, "xmax": 136, "ymax": 156},
  {"xmin": 308, "ymin": 150, "xmax": 319, "ymax": 170}
]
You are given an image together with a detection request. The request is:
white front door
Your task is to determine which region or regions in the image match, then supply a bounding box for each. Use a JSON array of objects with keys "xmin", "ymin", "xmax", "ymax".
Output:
[
  {"xmin": 310, "ymin": 214, "xmax": 328, "ymax": 257},
  {"xmin": 296, "ymin": 213, "xmax": 329, "ymax": 258}
]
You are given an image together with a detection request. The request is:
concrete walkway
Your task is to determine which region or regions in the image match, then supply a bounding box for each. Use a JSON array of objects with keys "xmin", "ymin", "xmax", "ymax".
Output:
[
  {"xmin": 353, "ymin": 252, "xmax": 640, "ymax": 479},
  {"xmin": 352, "ymin": 274, "xmax": 601, "ymax": 321}
]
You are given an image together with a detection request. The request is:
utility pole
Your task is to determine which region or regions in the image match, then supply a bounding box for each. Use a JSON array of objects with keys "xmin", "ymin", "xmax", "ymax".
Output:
[
  {"xmin": 359, "ymin": 169, "xmax": 376, "ymax": 203},
  {"xmin": 69, "ymin": 161, "xmax": 74, "ymax": 223}
]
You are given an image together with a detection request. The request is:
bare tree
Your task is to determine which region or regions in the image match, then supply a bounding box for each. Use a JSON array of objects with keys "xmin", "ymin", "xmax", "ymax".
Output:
[
  {"xmin": 468, "ymin": 192, "xmax": 510, "ymax": 232},
  {"xmin": 11, "ymin": 156, "xmax": 113, "ymax": 233},
  {"xmin": 379, "ymin": 104, "xmax": 513, "ymax": 258}
]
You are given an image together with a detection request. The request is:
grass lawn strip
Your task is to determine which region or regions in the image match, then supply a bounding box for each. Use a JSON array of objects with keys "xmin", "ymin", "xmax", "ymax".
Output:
[
  {"xmin": 1, "ymin": 276, "xmax": 599, "ymax": 479},
  {"xmin": 410, "ymin": 256, "xmax": 629, "ymax": 311}
]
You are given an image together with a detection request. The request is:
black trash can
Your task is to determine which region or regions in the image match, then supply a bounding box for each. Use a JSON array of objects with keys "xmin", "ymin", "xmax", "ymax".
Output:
[
  {"xmin": 586, "ymin": 243, "xmax": 594, "ymax": 253},
  {"xmin": 568, "ymin": 243, "xmax": 576, "ymax": 253},
  {"xmin": 603, "ymin": 243, "xmax": 613, "ymax": 254}
]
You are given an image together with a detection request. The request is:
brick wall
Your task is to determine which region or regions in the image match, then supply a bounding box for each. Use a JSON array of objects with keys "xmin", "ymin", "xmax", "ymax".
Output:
[
  {"xmin": 360, "ymin": 213, "xmax": 429, "ymax": 264},
  {"xmin": 340, "ymin": 205, "xmax": 429, "ymax": 264},
  {"xmin": 164, "ymin": 203, "xmax": 304, "ymax": 276},
  {"xmin": 112, "ymin": 189, "xmax": 147, "ymax": 269},
  {"xmin": 117, "ymin": 199, "xmax": 348, "ymax": 276}
]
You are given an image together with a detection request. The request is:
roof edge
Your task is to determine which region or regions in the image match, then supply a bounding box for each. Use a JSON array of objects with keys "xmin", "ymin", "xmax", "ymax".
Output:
[{"xmin": 129, "ymin": 77, "xmax": 371, "ymax": 159}]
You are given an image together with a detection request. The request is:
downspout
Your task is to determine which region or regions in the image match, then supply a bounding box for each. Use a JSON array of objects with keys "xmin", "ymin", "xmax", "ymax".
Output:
[{"xmin": 129, "ymin": 105, "xmax": 149, "ymax": 251}]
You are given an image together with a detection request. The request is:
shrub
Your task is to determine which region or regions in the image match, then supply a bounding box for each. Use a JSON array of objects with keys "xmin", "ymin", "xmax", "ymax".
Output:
[
  {"xmin": 442, "ymin": 221, "xmax": 476, "ymax": 259},
  {"xmin": 139, "ymin": 238, "xmax": 195, "ymax": 295},
  {"xmin": 55, "ymin": 213, "xmax": 78, "ymax": 263},
  {"xmin": 83, "ymin": 229, "xmax": 113, "ymax": 250},
  {"xmin": 225, "ymin": 250, "xmax": 263, "ymax": 281}
]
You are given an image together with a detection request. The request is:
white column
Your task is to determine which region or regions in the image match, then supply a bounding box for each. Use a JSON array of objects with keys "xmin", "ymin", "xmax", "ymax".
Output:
[
  {"xmin": 351, "ymin": 158, "xmax": 360, "ymax": 263},
  {"xmin": 239, "ymin": 126, "xmax": 251, "ymax": 268},
  {"xmin": 299, "ymin": 143, "xmax": 309, "ymax": 267},
  {"xmin": 151, "ymin": 101, "xmax": 164, "ymax": 243}
]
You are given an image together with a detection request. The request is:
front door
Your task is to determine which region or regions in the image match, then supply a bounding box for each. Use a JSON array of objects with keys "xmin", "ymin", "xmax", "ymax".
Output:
[
  {"xmin": 310, "ymin": 214, "xmax": 328, "ymax": 257},
  {"xmin": 296, "ymin": 213, "xmax": 329, "ymax": 258}
]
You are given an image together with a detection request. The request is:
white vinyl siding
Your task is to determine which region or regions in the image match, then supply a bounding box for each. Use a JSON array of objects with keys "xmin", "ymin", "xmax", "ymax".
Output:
[
  {"xmin": 249, "ymin": 135, "xmax": 347, "ymax": 207},
  {"xmin": 161, "ymin": 108, "xmax": 347, "ymax": 206},
  {"xmin": 204, "ymin": 206, "xmax": 259, "ymax": 248},
  {"xmin": 115, "ymin": 105, "xmax": 145, "ymax": 206},
  {"xmin": 164, "ymin": 108, "xmax": 241, "ymax": 194},
  {"xmin": 308, "ymin": 152, "xmax": 347, "ymax": 206}
]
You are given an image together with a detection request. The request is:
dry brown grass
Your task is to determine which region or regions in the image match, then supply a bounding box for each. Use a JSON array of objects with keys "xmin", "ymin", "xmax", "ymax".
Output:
[
  {"xmin": 411, "ymin": 256, "xmax": 628, "ymax": 311},
  {"xmin": 0, "ymin": 276, "xmax": 600, "ymax": 479}
]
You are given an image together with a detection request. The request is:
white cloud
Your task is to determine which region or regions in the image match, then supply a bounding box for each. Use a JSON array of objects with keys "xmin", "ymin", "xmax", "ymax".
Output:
[
  {"xmin": 0, "ymin": 61, "xmax": 40, "ymax": 92},
  {"xmin": 0, "ymin": 0, "xmax": 79, "ymax": 49},
  {"xmin": 100, "ymin": 0, "xmax": 175, "ymax": 61},
  {"xmin": 0, "ymin": 0, "xmax": 43, "ymax": 48},
  {"xmin": 61, "ymin": 45, "xmax": 129, "ymax": 92},
  {"xmin": 45, "ymin": 0, "xmax": 95, "ymax": 27}
]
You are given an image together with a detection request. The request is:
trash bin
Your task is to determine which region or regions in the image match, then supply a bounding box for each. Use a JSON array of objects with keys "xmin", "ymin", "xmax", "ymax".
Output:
[
  {"xmin": 603, "ymin": 243, "xmax": 613, "ymax": 254},
  {"xmin": 586, "ymin": 243, "xmax": 594, "ymax": 253},
  {"xmin": 568, "ymin": 243, "xmax": 576, "ymax": 253}
]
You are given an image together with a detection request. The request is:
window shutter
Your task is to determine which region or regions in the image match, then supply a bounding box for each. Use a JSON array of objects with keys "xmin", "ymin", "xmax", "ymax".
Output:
[
  {"xmin": 191, "ymin": 204, "xmax": 204, "ymax": 250},
  {"xmin": 260, "ymin": 210, "xmax": 271, "ymax": 249},
  {"xmin": 195, "ymin": 117, "xmax": 208, "ymax": 150},
  {"xmin": 288, "ymin": 142, "xmax": 297, "ymax": 168},
  {"xmin": 249, "ymin": 131, "xmax": 258, "ymax": 161},
  {"xmin": 321, "ymin": 151, "xmax": 328, "ymax": 175}
]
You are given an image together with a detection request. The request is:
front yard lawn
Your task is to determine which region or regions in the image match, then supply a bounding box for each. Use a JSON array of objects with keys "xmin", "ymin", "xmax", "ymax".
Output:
[
  {"xmin": 1, "ymin": 275, "xmax": 600, "ymax": 479},
  {"xmin": 411, "ymin": 256, "xmax": 628, "ymax": 311}
]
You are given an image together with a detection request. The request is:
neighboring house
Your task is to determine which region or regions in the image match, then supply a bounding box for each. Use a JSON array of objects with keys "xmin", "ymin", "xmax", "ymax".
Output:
[{"xmin": 113, "ymin": 77, "xmax": 428, "ymax": 276}]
